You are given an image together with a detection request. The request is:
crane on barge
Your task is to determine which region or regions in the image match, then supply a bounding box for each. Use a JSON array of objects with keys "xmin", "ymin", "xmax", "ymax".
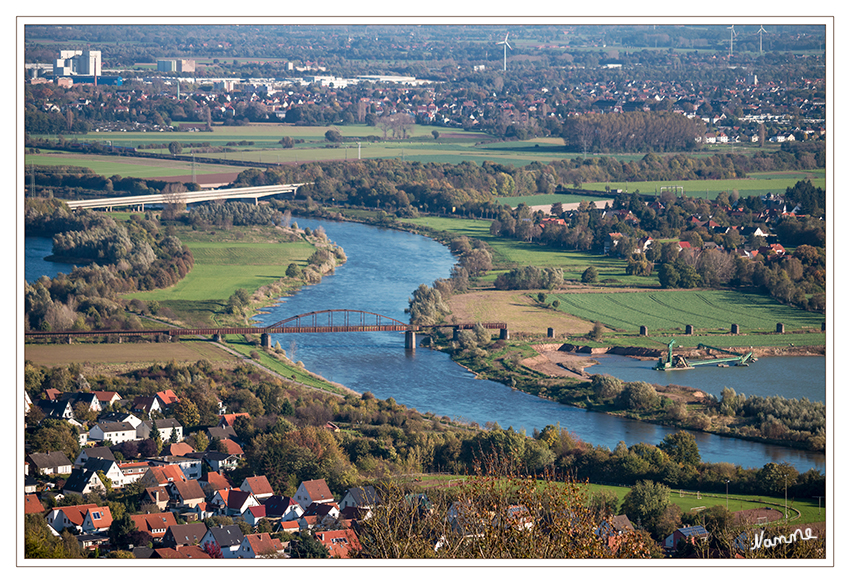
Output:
[{"xmin": 654, "ymin": 339, "xmax": 756, "ymax": 370}]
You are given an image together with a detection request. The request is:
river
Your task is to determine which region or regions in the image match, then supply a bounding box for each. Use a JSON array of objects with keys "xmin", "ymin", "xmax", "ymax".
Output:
[
  {"xmin": 251, "ymin": 218, "xmax": 826, "ymax": 473},
  {"xmin": 25, "ymin": 236, "xmax": 76, "ymax": 283},
  {"xmin": 25, "ymin": 225, "xmax": 826, "ymax": 472}
]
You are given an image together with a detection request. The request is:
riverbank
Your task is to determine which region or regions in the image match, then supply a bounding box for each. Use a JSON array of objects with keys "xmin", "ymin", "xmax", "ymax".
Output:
[{"xmin": 438, "ymin": 337, "xmax": 826, "ymax": 454}]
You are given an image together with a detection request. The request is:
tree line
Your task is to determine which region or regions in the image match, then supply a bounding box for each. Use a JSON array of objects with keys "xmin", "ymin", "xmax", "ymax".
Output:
[{"xmin": 24, "ymin": 199, "xmax": 194, "ymax": 332}]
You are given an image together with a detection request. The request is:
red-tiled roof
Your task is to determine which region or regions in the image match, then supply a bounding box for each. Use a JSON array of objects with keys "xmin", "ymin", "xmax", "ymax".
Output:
[
  {"xmin": 219, "ymin": 439, "xmax": 244, "ymax": 455},
  {"xmin": 314, "ymin": 528, "xmax": 361, "ymax": 558},
  {"xmin": 25, "ymin": 494, "xmax": 45, "ymax": 514},
  {"xmin": 243, "ymin": 475, "xmax": 273, "ymax": 496},
  {"xmin": 84, "ymin": 506, "xmax": 113, "ymax": 530},
  {"xmin": 242, "ymin": 533, "xmax": 284, "ymax": 556},
  {"xmin": 56, "ymin": 504, "xmax": 99, "ymax": 526}
]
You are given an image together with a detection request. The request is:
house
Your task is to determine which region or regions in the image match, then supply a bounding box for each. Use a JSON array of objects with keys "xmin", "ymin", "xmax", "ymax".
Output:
[
  {"xmin": 218, "ymin": 413, "xmax": 250, "ymax": 427},
  {"xmin": 131, "ymin": 396, "xmax": 162, "ymax": 416},
  {"xmin": 294, "ymin": 478, "xmax": 334, "ymax": 508},
  {"xmin": 156, "ymin": 389, "xmax": 180, "ymax": 409},
  {"xmin": 26, "ymin": 451, "xmax": 73, "ymax": 476},
  {"xmin": 74, "ymin": 446, "xmax": 115, "ymax": 468},
  {"xmin": 46, "ymin": 504, "xmax": 100, "ymax": 533},
  {"xmin": 131, "ymin": 512, "xmax": 179, "ymax": 540},
  {"xmin": 241, "ymin": 505, "xmax": 268, "ymax": 528},
  {"xmin": 199, "ymin": 471, "xmax": 233, "ymax": 494},
  {"xmin": 298, "ymin": 502, "xmax": 340, "ymax": 530},
  {"xmin": 263, "ymin": 496, "xmax": 304, "ymax": 522},
  {"xmin": 185, "ymin": 450, "xmax": 240, "ymax": 473},
  {"xmin": 665, "ymin": 524, "xmax": 710, "ymax": 550},
  {"xmin": 142, "ymin": 486, "xmax": 171, "ymax": 511},
  {"xmin": 81, "ymin": 506, "xmax": 113, "ymax": 533},
  {"xmin": 596, "ymin": 514, "xmax": 635, "ymax": 551},
  {"xmin": 224, "ymin": 489, "xmax": 261, "ymax": 517},
  {"xmin": 314, "ymin": 528, "xmax": 361, "ymax": 558},
  {"xmin": 76, "ymin": 532, "xmax": 110, "ymax": 553},
  {"xmin": 36, "ymin": 398, "xmax": 74, "ymax": 421},
  {"xmin": 339, "ymin": 485, "xmax": 380, "ymax": 514},
  {"xmin": 168, "ymin": 479, "xmax": 206, "ymax": 509},
  {"xmin": 97, "ymin": 411, "xmax": 142, "ymax": 429},
  {"xmin": 199, "ymin": 524, "xmax": 244, "ymax": 558},
  {"xmin": 138, "ymin": 464, "xmax": 186, "ymax": 488},
  {"xmin": 276, "ymin": 520, "xmax": 300, "ymax": 535},
  {"xmin": 147, "ymin": 456, "xmax": 202, "ymax": 480},
  {"xmin": 218, "ymin": 438, "xmax": 244, "ymax": 456},
  {"xmin": 88, "ymin": 421, "xmax": 137, "ymax": 445},
  {"xmin": 63, "ymin": 466, "xmax": 106, "ymax": 496},
  {"xmin": 25, "ymin": 493, "xmax": 45, "ymax": 515},
  {"xmin": 236, "ymin": 533, "xmax": 287, "ymax": 558},
  {"xmin": 118, "ymin": 460, "xmax": 152, "ymax": 486},
  {"xmin": 80, "ymin": 457, "xmax": 125, "ymax": 488},
  {"xmin": 162, "ymin": 523, "xmax": 208, "ymax": 548},
  {"xmin": 138, "ymin": 418, "xmax": 183, "ymax": 443},
  {"xmin": 206, "ymin": 426, "xmax": 238, "ymax": 443},
  {"xmin": 92, "ymin": 390, "xmax": 122, "ymax": 410},
  {"xmin": 240, "ymin": 476, "xmax": 274, "ymax": 501},
  {"xmin": 162, "ymin": 442, "xmax": 194, "ymax": 457}
]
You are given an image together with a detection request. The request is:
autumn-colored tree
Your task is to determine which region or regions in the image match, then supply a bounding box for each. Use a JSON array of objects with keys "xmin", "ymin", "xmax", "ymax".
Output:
[{"xmin": 355, "ymin": 453, "xmax": 655, "ymax": 559}]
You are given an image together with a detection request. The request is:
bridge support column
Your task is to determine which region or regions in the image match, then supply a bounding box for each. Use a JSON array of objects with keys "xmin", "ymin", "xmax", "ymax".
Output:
[
  {"xmin": 500, "ymin": 328, "xmax": 510, "ymax": 341},
  {"xmin": 67, "ymin": 335, "xmax": 73, "ymax": 344},
  {"xmin": 261, "ymin": 333, "xmax": 272, "ymax": 349},
  {"xmin": 405, "ymin": 330, "xmax": 417, "ymax": 351},
  {"xmin": 212, "ymin": 333, "xmax": 225, "ymax": 343},
  {"xmin": 453, "ymin": 328, "xmax": 460, "ymax": 341}
]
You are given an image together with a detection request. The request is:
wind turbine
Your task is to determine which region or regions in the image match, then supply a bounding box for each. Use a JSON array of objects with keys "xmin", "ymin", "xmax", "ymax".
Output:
[
  {"xmin": 757, "ymin": 25, "xmax": 768, "ymax": 54},
  {"xmin": 497, "ymin": 32, "xmax": 512, "ymax": 71},
  {"xmin": 727, "ymin": 25, "xmax": 738, "ymax": 58}
]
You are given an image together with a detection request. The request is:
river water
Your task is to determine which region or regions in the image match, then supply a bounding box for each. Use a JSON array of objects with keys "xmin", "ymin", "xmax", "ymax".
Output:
[
  {"xmin": 25, "ymin": 236, "xmax": 75, "ymax": 283},
  {"xmin": 25, "ymin": 224, "xmax": 826, "ymax": 472},
  {"xmin": 251, "ymin": 218, "xmax": 826, "ymax": 473}
]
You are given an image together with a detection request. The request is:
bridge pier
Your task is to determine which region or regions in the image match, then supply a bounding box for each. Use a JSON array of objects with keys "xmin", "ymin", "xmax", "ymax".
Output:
[
  {"xmin": 405, "ymin": 330, "xmax": 417, "ymax": 351},
  {"xmin": 500, "ymin": 328, "xmax": 510, "ymax": 341},
  {"xmin": 261, "ymin": 333, "xmax": 272, "ymax": 348},
  {"xmin": 212, "ymin": 333, "xmax": 225, "ymax": 343}
]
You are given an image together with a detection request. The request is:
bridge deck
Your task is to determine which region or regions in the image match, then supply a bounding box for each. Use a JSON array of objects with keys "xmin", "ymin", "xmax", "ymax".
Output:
[{"xmin": 24, "ymin": 321, "xmax": 506, "ymax": 340}]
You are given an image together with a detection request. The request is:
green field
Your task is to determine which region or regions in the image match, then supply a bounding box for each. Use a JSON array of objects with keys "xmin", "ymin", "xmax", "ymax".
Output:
[
  {"xmin": 128, "ymin": 240, "xmax": 313, "ymax": 304},
  {"xmin": 551, "ymin": 290, "xmax": 825, "ymax": 334},
  {"xmin": 583, "ymin": 170, "xmax": 826, "ymax": 200},
  {"xmin": 402, "ymin": 216, "xmax": 662, "ymax": 286},
  {"xmin": 30, "ymin": 124, "xmax": 824, "ymax": 191},
  {"xmin": 584, "ymin": 482, "xmax": 824, "ymax": 526},
  {"xmin": 224, "ymin": 336, "xmax": 350, "ymax": 395},
  {"xmin": 25, "ymin": 151, "xmax": 246, "ymax": 180}
]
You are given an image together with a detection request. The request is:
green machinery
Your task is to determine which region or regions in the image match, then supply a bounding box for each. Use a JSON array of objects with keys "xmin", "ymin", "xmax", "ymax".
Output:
[{"xmin": 654, "ymin": 339, "xmax": 756, "ymax": 370}]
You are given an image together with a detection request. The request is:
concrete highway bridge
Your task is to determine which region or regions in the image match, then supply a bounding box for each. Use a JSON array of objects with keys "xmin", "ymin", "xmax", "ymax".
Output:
[
  {"xmin": 24, "ymin": 309, "xmax": 509, "ymax": 350},
  {"xmin": 63, "ymin": 183, "xmax": 309, "ymax": 211}
]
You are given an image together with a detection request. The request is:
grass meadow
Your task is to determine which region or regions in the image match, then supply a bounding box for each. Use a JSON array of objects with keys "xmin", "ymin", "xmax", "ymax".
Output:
[
  {"xmin": 31, "ymin": 124, "xmax": 820, "ymax": 197},
  {"xmin": 550, "ymin": 290, "xmax": 825, "ymax": 335}
]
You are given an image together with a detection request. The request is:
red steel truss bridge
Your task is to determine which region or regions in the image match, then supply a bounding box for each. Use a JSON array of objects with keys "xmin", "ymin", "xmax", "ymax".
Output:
[{"xmin": 24, "ymin": 309, "xmax": 509, "ymax": 348}]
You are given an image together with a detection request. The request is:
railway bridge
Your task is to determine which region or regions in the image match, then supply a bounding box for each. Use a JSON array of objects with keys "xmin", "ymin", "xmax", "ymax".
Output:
[{"xmin": 24, "ymin": 309, "xmax": 509, "ymax": 351}]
